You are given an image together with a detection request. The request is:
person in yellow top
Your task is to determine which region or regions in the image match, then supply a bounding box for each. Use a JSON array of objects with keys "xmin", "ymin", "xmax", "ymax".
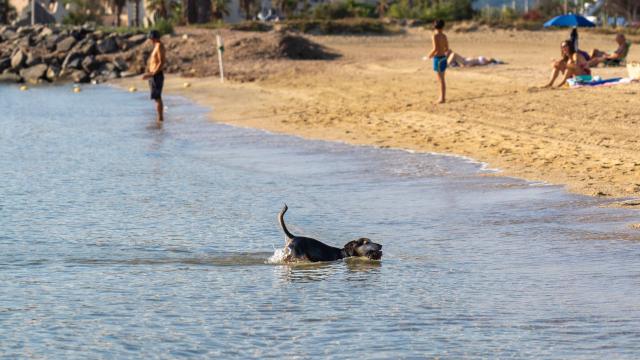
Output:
[{"xmin": 142, "ymin": 30, "xmax": 167, "ymax": 122}]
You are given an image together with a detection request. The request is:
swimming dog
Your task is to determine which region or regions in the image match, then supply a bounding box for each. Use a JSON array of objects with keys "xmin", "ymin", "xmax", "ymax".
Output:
[{"xmin": 278, "ymin": 205, "xmax": 383, "ymax": 262}]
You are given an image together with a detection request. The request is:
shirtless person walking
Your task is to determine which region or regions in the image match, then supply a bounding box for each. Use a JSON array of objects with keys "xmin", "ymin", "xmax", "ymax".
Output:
[
  {"xmin": 142, "ymin": 30, "xmax": 166, "ymax": 122},
  {"xmin": 428, "ymin": 19, "xmax": 449, "ymax": 104}
]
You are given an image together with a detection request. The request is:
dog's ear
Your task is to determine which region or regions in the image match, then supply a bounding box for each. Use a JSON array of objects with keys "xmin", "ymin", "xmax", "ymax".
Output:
[{"xmin": 343, "ymin": 240, "xmax": 359, "ymax": 256}]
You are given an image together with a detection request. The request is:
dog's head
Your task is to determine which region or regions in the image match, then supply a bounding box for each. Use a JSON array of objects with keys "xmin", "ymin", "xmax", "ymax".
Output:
[{"xmin": 343, "ymin": 238, "xmax": 383, "ymax": 260}]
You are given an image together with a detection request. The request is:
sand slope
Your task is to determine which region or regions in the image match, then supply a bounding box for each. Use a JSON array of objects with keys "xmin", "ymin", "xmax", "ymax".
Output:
[{"xmin": 120, "ymin": 28, "xmax": 640, "ymax": 201}]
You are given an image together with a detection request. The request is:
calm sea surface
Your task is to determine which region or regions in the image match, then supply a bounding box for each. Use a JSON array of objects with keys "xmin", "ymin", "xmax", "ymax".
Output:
[{"xmin": 1, "ymin": 84, "xmax": 640, "ymax": 359}]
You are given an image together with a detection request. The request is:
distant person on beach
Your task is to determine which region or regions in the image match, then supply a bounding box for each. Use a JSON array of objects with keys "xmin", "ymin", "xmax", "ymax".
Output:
[
  {"xmin": 428, "ymin": 19, "xmax": 449, "ymax": 104},
  {"xmin": 544, "ymin": 40, "xmax": 590, "ymax": 88},
  {"xmin": 447, "ymin": 51, "xmax": 502, "ymax": 67},
  {"xmin": 142, "ymin": 30, "xmax": 166, "ymax": 122},
  {"xmin": 589, "ymin": 34, "xmax": 629, "ymax": 67}
]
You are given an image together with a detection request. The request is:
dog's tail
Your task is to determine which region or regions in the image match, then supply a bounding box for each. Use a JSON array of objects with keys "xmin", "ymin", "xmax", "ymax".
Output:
[{"xmin": 278, "ymin": 204, "xmax": 295, "ymax": 240}]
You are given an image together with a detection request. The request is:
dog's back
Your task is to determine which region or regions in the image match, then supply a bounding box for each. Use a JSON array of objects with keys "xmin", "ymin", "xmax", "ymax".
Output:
[
  {"xmin": 279, "ymin": 205, "xmax": 343, "ymax": 262},
  {"xmin": 287, "ymin": 236, "xmax": 343, "ymax": 262}
]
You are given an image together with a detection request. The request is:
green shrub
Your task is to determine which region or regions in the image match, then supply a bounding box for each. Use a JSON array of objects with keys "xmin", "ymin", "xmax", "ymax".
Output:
[
  {"xmin": 347, "ymin": 0, "xmax": 376, "ymax": 18},
  {"xmin": 312, "ymin": 0, "xmax": 376, "ymax": 20},
  {"xmin": 230, "ymin": 21, "xmax": 273, "ymax": 31},
  {"xmin": 98, "ymin": 25, "xmax": 147, "ymax": 35},
  {"xmin": 474, "ymin": 5, "xmax": 545, "ymax": 29},
  {"xmin": 63, "ymin": 12, "xmax": 100, "ymax": 25},
  {"xmin": 62, "ymin": 0, "xmax": 102, "ymax": 25},
  {"xmin": 282, "ymin": 18, "xmax": 398, "ymax": 34},
  {"xmin": 388, "ymin": 0, "xmax": 473, "ymax": 22},
  {"xmin": 500, "ymin": 7, "xmax": 518, "ymax": 22},
  {"xmin": 388, "ymin": 0, "xmax": 415, "ymax": 19},
  {"xmin": 197, "ymin": 20, "xmax": 226, "ymax": 29},
  {"xmin": 421, "ymin": 4, "xmax": 458, "ymax": 22},
  {"xmin": 151, "ymin": 18, "xmax": 174, "ymax": 35},
  {"xmin": 313, "ymin": 2, "xmax": 352, "ymax": 19},
  {"xmin": 478, "ymin": 7, "xmax": 501, "ymax": 23}
]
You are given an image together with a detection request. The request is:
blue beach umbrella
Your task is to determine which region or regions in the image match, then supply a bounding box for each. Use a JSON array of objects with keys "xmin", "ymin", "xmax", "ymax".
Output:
[{"xmin": 543, "ymin": 14, "xmax": 595, "ymax": 28}]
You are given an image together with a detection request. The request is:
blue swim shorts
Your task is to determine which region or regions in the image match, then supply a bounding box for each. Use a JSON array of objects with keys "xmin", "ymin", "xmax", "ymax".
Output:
[{"xmin": 433, "ymin": 56, "xmax": 447, "ymax": 73}]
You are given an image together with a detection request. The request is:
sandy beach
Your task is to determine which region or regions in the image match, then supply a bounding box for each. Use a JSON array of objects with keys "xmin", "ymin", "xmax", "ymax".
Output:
[{"xmin": 119, "ymin": 27, "xmax": 640, "ymax": 201}]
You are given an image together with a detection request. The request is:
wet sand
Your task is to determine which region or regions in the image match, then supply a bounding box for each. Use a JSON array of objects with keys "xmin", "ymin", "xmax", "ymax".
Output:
[{"xmin": 118, "ymin": 28, "xmax": 640, "ymax": 200}]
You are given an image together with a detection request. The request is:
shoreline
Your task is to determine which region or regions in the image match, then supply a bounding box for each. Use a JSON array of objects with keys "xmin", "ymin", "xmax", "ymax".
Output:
[
  {"xmin": 115, "ymin": 73, "xmax": 640, "ymax": 204},
  {"xmin": 114, "ymin": 28, "xmax": 640, "ymax": 208}
]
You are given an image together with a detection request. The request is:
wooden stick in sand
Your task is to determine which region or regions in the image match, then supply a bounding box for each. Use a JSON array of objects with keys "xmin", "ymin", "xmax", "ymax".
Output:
[{"xmin": 216, "ymin": 34, "xmax": 225, "ymax": 83}]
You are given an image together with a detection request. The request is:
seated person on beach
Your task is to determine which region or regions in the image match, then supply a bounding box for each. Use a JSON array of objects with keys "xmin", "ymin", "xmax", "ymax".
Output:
[
  {"xmin": 589, "ymin": 34, "xmax": 629, "ymax": 67},
  {"xmin": 447, "ymin": 51, "xmax": 502, "ymax": 67},
  {"xmin": 544, "ymin": 40, "xmax": 591, "ymax": 88}
]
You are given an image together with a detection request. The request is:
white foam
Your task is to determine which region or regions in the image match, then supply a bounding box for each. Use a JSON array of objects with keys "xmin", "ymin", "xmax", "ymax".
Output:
[{"xmin": 267, "ymin": 245, "xmax": 291, "ymax": 264}]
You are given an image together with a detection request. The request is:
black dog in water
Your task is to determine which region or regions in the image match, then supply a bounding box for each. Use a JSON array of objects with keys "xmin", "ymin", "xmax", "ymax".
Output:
[{"xmin": 278, "ymin": 205, "xmax": 383, "ymax": 262}]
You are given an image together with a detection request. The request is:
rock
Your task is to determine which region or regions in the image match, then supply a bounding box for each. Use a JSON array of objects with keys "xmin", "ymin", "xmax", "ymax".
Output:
[
  {"xmin": 41, "ymin": 53, "xmax": 60, "ymax": 67},
  {"xmin": 120, "ymin": 70, "xmax": 139, "ymax": 78},
  {"xmin": 0, "ymin": 25, "xmax": 14, "ymax": 35},
  {"xmin": 81, "ymin": 23, "xmax": 95, "ymax": 32},
  {"xmin": 100, "ymin": 62, "xmax": 116, "ymax": 72},
  {"xmin": 105, "ymin": 70, "xmax": 119, "ymax": 80},
  {"xmin": 11, "ymin": 49, "xmax": 26, "ymax": 69},
  {"xmin": 46, "ymin": 65, "xmax": 60, "ymax": 81},
  {"xmin": 25, "ymin": 52, "xmax": 41, "ymax": 67},
  {"xmin": 128, "ymin": 34, "xmax": 147, "ymax": 45},
  {"xmin": 69, "ymin": 29, "xmax": 85, "ymax": 41},
  {"xmin": 71, "ymin": 70, "xmax": 89, "ymax": 83},
  {"xmin": 16, "ymin": 26, "xmax": 34, "ymax": 36},
  {"xmin": 81, "ymin": 55, "xmax": 98, "ymax": 72},
  {"xmin": 19, "ymin": 64, "xmax": 48, "ymax": 84},
  {"xmin": 0, "ymin": 72, "xmax": 22, "ymax": 83},
  {"xmin": 113, "ymin": 57, "xmax": 128, "ymax": 71},
  {"xmin": 66, "ymin": 57, "xmax": 81, "ymax": 69},
  {"xmin": 39, "ymin": 27, "xmax": 54, "ymax": 38},
  {"xmin": 96, "ymin": 37, "xmax": 118, "ymax": 54},
  {"xmin": 0, "ymin": 57, "xmax": 10, "ymax": 72},
  {"xmin": 56, "ymin": 36, "xmax": 77, "ymax": 52},
  {"xmin": 2, "ymin": 29, "xmax": 18, "ymax": 41},
  {"xmin": 115, "ymin": 36, "xmax": 129, "ymax": 51},
  {"xmin": 44, "ymin": 34, "xmax": 60, "ymax": 50},
  {"xmin": 17, "ymin": 36, "xmax": 32, "ymax": 47},
  {"xmin": 61, "ymin": 52, "xmax": 81, "ymax": 70},
  {"xmin": 77, "ymin": 39, "xmax": 96, "ymax": 56}
]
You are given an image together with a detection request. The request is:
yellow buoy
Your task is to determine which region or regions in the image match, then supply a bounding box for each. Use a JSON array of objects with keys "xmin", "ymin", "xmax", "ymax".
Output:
[
  {"xmin": 73, "ymin": 86, "xmax": 81, "ymax": 93},
  {"xmin": 19, "ymin": 85, "xmax": 28, "ymax": 91},
  {"xmin": 183, "ymin": 82, "xmax": 191, "ymax": 88},
  {"xmin": 128, "ymin": 86, "xmax": 137, "ymax": 92}
]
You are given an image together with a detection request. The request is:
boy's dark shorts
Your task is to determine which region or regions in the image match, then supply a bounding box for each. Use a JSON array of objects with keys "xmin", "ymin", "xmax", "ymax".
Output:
[{"xmin": 149, "ymin": 72, "xmax": 164, "ymax": 100}]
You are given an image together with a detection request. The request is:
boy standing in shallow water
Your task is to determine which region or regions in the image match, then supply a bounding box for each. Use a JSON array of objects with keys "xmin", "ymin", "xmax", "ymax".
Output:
[
  {"xmin": 428, "ymin": 19, "xmax": 449, "ymax": 104},
  {"xmin": 142, "ymin": 30, "xmax": 166, "ymax": 122}
]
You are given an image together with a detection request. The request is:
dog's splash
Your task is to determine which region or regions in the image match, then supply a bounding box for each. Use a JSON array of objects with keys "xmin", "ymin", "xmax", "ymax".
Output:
[
  {"xmin": 267, "ymin": 234, "xmax": 295, "ymax": 264},
  {"xmin": 267, "ymin": 247, "xmax": 290, "ymax": 264}
]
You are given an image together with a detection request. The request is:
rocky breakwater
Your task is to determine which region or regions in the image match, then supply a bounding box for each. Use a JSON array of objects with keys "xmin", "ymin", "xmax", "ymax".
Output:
[{"xmin": 0, "ymin": 24, "xmax": 150, "ymax": 84}]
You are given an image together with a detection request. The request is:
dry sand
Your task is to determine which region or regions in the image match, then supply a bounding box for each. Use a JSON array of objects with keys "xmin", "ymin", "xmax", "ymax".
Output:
[{"xmin": 118, "ymin": 27, "xmax": 640, "ymax": 204}]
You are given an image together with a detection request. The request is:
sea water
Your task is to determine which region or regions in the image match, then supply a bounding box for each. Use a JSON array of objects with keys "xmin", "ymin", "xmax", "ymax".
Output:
[{"xmin": 1, "ymin": 84, "xmax": 639, "ymax": 358}]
